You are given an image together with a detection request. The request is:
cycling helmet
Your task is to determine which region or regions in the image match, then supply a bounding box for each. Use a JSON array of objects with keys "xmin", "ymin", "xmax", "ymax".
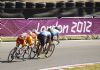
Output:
[
  {"xmin": 32, "ymin": 29, "xmax": 37, "ymax": 33},
  {"xmin": 47, "ymin": 28, "xmax": 52, "ymax": 32},
  {"xmin": 55, "ymin": 27, "xmax": 61, "ymax": 31},
  {"xmin": 32, "ymin": 29, "xmax": 39, "ymax": 34},
  {"xmin": 27, "ymin": 30, "xmax": 32, "ymax": 35},
  {"xmin": 21, "ymin": 33, "xmax": 27, "ymax": 39}
]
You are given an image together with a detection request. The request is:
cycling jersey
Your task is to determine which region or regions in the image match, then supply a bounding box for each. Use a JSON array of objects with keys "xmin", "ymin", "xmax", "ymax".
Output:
[
  {"xmin": 38, "ymin": 30, "xmax": 51, "ymax": 47},
  {"xmin": 16, "ymin": 32, "xmax": 37, "ymax": 47},
  {"xmin": 30, "ymin": 32, "xmax": 38, "ymax": 46},
  {"xmin": 16, "ymin": 35, "xmax": 27, "ymax": 47},
  {"xmin": 39, "ymin": 30, "xmax": 51, "ymax": 36},
  {"xmin": 51, "ymin": 29, "xmax": 60, "ymax": 36},
  {"xmin": 26, "ymin": 34, "xmax": 33, "ymax": 46}
]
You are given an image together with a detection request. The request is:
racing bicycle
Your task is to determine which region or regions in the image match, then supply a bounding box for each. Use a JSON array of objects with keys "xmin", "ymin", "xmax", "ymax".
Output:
[
  {"xmin": 8, "ymin": 46, "xmax": 26, "ymax": 62},
  {"xmin": 33, "ymin": 40, "xmax": 59, "ymax": 58},
  {"xmin": 7, "ymin": 44, "xmax": 36, "ymax": 62}
]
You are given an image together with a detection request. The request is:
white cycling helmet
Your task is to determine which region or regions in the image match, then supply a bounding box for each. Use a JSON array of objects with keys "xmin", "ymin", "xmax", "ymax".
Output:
[
  {"xmin": 32, "ymin": 29, "xmax": 39, "ymax": 34},
  {"xmin": 21, "ymin": 33, "xmax": 27, "ymax": 39},
  {"xmin": 27, "ymin": 30, "xmax": 33, "ymax": 35}
]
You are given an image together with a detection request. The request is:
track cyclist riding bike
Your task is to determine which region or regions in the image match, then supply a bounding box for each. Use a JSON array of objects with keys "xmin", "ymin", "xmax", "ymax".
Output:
[
  {"xmin": 16, "ymin": 30, "xmax": 37, "ymax": 58},
  {"xmin": 16, "ymin": 32, "xmax": 28, "ymax": 50},
  {"xmin": 37, "ymin": 29, "xmax": 52, "ymax": 57},
  {"xmin": 48, "ymin": 27, "xmax": 61, "ymax": 44},
  {"xmin": 16, "ymin": 30, "xmax": 37, "ymax": 49},
  {"xmin": 36, "ymin": 27, "xmax": 61, "ymax": 58},
  {"xmin": 8, "ymin": 30, "xmax": 38, "ymax": 62},
  {"xmin": 8, "ymin": 32, "xmax": 28, "ymax": 61},
  {"xmin": 27, "ymin": 30, "xmax": 37, "ymax": 48}
]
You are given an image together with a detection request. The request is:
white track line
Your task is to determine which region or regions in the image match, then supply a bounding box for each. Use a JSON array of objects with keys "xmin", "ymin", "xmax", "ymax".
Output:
[{"xmin": 40, "ymin": 62, "xmax": 100, "ymax": 70}]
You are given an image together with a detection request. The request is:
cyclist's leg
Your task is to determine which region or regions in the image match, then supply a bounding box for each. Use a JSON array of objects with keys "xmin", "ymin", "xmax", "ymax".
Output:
[
  {"xmin": 45, "ymin": 36, "xmax": 51, "ymax": 53},
  {"xmin": 27, "ymin": 36, "xmax": 33, "ymax": 47},
  {"xmin": 33, "ymin": 38, "xmax": 38, "ymax": 49},
  {"xmin": 16, "ymin": 40, "xmax": 26, "ymax": 55},
  {"xmin": 20, "ymin": 40, "xmax": 27, "ymax": 50},
  {"xmin": 47, "ymin": 35, "xmax": 54, "ymax": 52},
  {"xmin": 51, "ymin": 34, "xmax": 54, "ymax": 44},
  {"xmin": 35, "ymin": 34, "xmax": 40, "ymax": 54},
  {"xmin": 15, "ymin": 43, "xmax": 21, "ymax": 58},
  {"xmin": 16, "ymin": 40, "xmax": 21, "ymax": 54},
  {"xmin": 26, "ymin": 36, "xmax": 34, "ymax": 53},
  {"xmin": 37, "ymin": 35, "xmax": 46, "ymax": 56}
]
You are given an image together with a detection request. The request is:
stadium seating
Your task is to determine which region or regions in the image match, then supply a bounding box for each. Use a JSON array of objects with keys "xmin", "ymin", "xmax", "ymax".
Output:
[
  {"xmin": 85, "ymin": 2, "xmax": 94, "ymax": 14},
  {"xmin": 0, "ymin": 1, "xmax": 99, "ymax": 18}
]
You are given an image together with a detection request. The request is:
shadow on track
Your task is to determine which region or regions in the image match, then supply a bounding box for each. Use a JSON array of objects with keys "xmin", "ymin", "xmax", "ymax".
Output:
[
  {"xmin": 0, "ymin": 60, "xmax": 22, "ymax": 63},
  {"xmin": 0, "ymin": 56, "xmax": 47, "ymax": 63}
]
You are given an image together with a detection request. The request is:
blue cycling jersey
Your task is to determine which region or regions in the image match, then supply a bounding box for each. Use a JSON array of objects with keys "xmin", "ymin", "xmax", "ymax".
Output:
[
  {"xmin": 40, "ymin": 30, "xmax": 51, "ymax": 36},
  {"xmin": 51, "ymin": 29, "xmax": 59, "ymax": 36}
]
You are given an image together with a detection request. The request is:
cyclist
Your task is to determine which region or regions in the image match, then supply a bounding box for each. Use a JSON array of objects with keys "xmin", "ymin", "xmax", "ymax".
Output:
[
  {"xmin": 16, "ymin": 32, "xmax": 28, "ymax": 48},
  {"xmin": 48, "ymin": 27, "xmax": 61, "ymax": 44},
  {"xmin": 37, "ymin": 29, "xmax": 51, "ymax": 57},
  {"xmin": 22, "ymin": 30, "xmax": 38, "ymax": 50},
  {"xmin": 16, "ymin": 30, "xmax": 37, "ymax": 50},
  {"xmin": 16, "ymin": 32, "xmax": 28, "ymax": 57},
  {"xmin": 31, "ymin": 29, "xmax": 38, "ymax": 48}
]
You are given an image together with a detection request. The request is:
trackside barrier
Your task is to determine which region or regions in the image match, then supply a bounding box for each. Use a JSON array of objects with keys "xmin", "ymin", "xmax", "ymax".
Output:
[
  {"xmin": 0, "ymin": 17, "xmax": 100, "ymax": 41},
  {"xmin": 0, "ymin": 2, "xmax": 100, "ymax": 18}
]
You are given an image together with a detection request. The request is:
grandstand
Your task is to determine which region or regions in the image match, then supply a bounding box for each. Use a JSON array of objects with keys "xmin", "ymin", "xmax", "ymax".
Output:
[{"xmin": 0, "ymin": 0, "xmax": 100, "ymax": 18}]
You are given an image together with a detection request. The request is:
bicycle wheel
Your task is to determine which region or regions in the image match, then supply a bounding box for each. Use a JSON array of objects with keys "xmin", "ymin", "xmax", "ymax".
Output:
[
  {"xmin": 19, "ymin": 46, "xmax": 29, "ymax": 60},
  {"xmin": 29, "ymin": 47, "xmax": 36, "ymax": 59},
  {"xmin": 8, "ymin": 47, "xmax": 17, "ymax": 62},
  {"xmin": 45, "ymin": 44, "xmax": 55, "ymax": 58},
  {"xmin": 22, "ymin": 45, "xmax": 35, "ymax": 59},
  {"xmin": 33, "ymin": 41, "xmax": 41, "ymax": 58}
]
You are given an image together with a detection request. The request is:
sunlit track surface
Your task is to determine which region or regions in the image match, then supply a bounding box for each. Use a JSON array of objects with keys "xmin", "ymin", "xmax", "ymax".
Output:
[{"xmin": 0, "ymin": 40, "xmax": 100, "ymax": 70}]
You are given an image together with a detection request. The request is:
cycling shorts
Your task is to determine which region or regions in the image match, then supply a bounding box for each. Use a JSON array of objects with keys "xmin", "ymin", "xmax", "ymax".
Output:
[{"xmin": 38, "ymin": 34, "xmax": 51, "ymax": 46}]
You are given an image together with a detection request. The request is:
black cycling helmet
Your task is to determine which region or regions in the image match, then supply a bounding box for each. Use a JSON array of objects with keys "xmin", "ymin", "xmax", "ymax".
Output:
[
  {"xmin": 55, "ymin": 27, "xmax": 61, "ymax": 31},
  {"xmin": 47, "ymin": 28, "xmax": 52, "ymax": 32}
]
